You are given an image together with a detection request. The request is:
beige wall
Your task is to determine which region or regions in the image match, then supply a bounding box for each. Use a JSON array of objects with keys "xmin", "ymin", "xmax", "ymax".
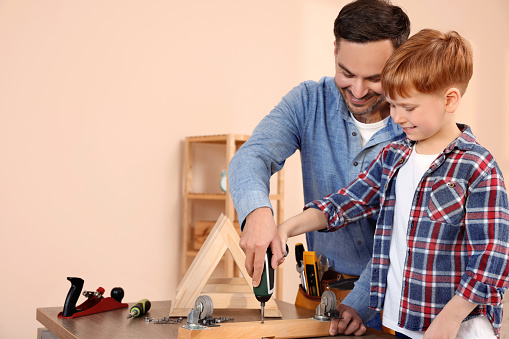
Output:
[{"xmin": 0, "ymin": 1, "xmax": 508, "ymax": 338}]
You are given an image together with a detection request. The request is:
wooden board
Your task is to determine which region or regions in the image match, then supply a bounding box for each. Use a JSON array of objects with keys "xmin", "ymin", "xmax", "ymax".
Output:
[
  {"xmin": 37, "ymin": 300, "xmax": 396, "ymax": 339},
  {"xmin": 194, "ymin": 220, "xmax": 240, "ymax": 250},
  {"xmin": 170, "ymin": 214, "xmax": 281, "ymax": 317},
  {"xmin": 178, "ymin": 318, "xmax": 331, "ymax": 339}
]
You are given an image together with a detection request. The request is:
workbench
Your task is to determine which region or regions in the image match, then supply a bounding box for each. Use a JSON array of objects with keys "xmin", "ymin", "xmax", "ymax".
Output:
[{"xmin": 36, "ymin": 300, "xmax": 395, "ymax": 338}]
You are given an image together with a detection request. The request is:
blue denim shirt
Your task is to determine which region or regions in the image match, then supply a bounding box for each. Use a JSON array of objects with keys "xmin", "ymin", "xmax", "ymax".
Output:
[{"xmin": 228, "ymin": 76, "xmax": 404, "ymax": 321}]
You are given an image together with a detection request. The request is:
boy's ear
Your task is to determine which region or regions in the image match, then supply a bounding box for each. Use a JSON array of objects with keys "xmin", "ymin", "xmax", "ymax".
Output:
[{"xmin": 444, "ymin": 87, "xmax": 461, "ymax": 113}]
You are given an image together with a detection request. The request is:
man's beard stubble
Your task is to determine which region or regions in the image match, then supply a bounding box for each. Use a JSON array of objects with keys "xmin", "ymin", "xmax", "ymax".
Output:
[{"xmin": 339, "ymin": 88, "xmax": 386, "ymax": 119}]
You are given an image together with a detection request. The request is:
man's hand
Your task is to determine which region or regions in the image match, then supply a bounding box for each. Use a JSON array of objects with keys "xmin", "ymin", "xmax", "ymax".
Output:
[
  {"xmin": 329, "ymin": 303, "xmax": 366, "ymax": 336},
  {"xmin": 239, "ymin": 207, "xmax": 284, "ymax": 287}
]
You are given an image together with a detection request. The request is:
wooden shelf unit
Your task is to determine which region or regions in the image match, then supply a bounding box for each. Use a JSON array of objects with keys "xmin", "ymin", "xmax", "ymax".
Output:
[{"xmin": 181, "ymin": 134, "xmax": 285, "ymax": 296}]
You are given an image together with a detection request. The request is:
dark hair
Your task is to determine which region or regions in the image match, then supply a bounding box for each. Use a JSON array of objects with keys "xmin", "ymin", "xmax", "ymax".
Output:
[{"xmin": 334, "ymin": 0, "xmax": 410, "ymax": 49}]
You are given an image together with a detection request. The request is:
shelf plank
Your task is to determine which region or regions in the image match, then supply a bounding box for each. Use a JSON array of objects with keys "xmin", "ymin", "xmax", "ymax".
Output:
[
  {"xmin": 186, "ymin": 193, "xmax": 226, "ymax": 200},
  {"xmin": 187, "ymin": 134, "xmax": 250, "ymax": 144}
]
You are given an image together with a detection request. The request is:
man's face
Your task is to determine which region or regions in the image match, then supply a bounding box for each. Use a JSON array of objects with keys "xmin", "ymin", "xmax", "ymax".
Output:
[{"xmin": 334, "ymin": 39, "xmax": 394, "ymax": 120}]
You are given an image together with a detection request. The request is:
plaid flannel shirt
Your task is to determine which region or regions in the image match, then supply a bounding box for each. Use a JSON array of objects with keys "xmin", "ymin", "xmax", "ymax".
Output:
[{"xmin": 306, "ymin": 125, "xmax": 509, "ymax": 336}]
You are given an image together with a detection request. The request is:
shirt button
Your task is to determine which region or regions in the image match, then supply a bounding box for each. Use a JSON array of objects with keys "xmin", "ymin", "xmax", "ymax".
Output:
[
  {"xmin": 352, "ymin": 132, "xmax": 357, "ymax": 136},
  {"xmin": 357, "ymin": 241, "xmax": 362, "ymax": 245},
  {"xmin": 353, "ymin": 161, "xmax": 358, "ymax": 166}
]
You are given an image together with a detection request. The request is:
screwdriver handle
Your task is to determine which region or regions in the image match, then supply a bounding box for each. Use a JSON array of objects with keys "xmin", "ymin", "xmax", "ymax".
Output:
[
  {"xmin": 127, "ymin": 299, "xmax": 151, "ymax": 319},
  {"xmin": 253, "ymin": 247, "xmax": 274, "ymax": 302},
  {"xmin": 295, "ymin": 243, "xmax": 305, "ymax": 265},
  {"xmin": 253, "ymin": 244, "xmax": 289, "ymax": 302}
]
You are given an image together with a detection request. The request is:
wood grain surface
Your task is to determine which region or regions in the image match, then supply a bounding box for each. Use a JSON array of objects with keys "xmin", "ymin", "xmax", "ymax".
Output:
[{"xmin": 37, "ymin": 300, "xmax": 395, "ymax": 339}]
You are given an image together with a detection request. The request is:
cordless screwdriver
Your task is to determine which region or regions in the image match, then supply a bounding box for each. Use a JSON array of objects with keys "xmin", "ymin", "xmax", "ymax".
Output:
[
  {"xmin": 253, "ymin": 244, "xmax": 288, "ymax": 324},
  {"xmin": 126, "ymin": 299, "xmax": 151, "ymax": 319}
]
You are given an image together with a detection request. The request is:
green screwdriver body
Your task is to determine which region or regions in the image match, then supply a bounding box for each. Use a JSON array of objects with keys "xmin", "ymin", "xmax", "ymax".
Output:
[
  {"xmin": 253, "ymin": 245, "xmax": 288, "ymax": 324},
  {"xmin": 127, "ymin": 299, "xmax": 152, "ymax": 319}
]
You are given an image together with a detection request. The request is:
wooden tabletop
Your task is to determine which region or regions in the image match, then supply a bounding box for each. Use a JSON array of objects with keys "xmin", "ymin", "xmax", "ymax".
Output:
[{"xmin": 37, "ymin": 300, "xmax": 395, "ymax": 339}]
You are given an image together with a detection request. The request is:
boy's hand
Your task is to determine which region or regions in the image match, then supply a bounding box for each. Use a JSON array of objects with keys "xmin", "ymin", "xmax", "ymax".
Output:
[
  {"xmin": 277, "ymin": 220, "xmax": 289, "ymax": 250},
  {"xmin": 239, "ymin": 207, "xmax": 284, "ymax": 287},
  {"xmin": 423, "ymin": 295, "xmax": 476, "ymax": 339},
  {"xmin": 423, "ymin": 313, "xmax": 460, "ymax": 339},
  {"xmin": 329, "ymin": 304, "xmax": 366, "ymax": 336}
]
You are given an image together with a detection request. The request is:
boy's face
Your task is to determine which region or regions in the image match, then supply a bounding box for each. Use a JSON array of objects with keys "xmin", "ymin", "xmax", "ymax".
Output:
[
  {"xmin": 334, "ymin": 39, "xmax": 394, "ymax": 121},
  {"xmin": 387, "ymin": 89, "xmax": 458, "ymax": 149}
]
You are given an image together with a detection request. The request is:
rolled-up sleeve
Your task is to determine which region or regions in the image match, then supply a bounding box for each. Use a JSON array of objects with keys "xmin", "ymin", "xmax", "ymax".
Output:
[
  {"xmin": 228, "ymin": 85, "xmax": 307, "ymax": 225},
  {"xmin": 457, "ymin": 164, "xmax": 509, "ymax": 305}
]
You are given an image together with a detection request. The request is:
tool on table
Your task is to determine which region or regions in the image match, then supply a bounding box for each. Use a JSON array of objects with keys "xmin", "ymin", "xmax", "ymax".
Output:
[
  {"xmin": 127, "ymin": 299, "xmax": 152, "ymax": 319},
  {"xmin": 146, "ymin": 316, "xmax": 184, "ymax": 324},
  {"xmin": 313, "ymin": 290, "xmax": 342, "ymax": 321},
  {"xmin": 317, "ymin": 255, "xmax": 330, "ymax": 282},
  {"xmin": 253, "ymin": 244, "xmax": 289, "ymax": 324},
  {"xmin": 59, "ymin": 277, "xmax": 128, "ymax": 319},
  {"xmin": 183, "ymin": 295, "xmax": 234, "ymax": 330},
  {"xmin": 295, "ymin": 243, "xmax": 308, "ymax": 293},
  {"xmin": 303, "ymin": 251, "xmax": 321, "ymax": 297}
]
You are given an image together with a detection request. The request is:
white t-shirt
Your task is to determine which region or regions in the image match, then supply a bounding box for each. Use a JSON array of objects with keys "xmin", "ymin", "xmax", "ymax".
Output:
[
  {"xmin": 381, "ymin": 147, "xmax": 497, "ymax": 339},
  {"xmin": 383, "ymin": 147, "xmax": 437, "ymax": 338},
  {"xmin": 350, "ymin": 114, "xmax": 389, "ymax": 147}
]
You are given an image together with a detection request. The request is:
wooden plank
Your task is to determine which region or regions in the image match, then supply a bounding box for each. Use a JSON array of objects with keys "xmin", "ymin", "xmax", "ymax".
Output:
[
  {"xmin": 202, "ymin": 283, "xmax": 251, "ymax": 293},
  {"xmin": 187, "ymin": 134, "xmax": 250, "ymax": 144},
  {"xmin": 224, "ymin": 134, "xmax": 237, "ymax": 277},
  {"xmin": 171, "ymin": 217, "xmax": 229, "ymax": 316},
  {"xmin": 170, "ymin": 215, "xmax": 281, "ymax": 318},
  {"xmin": 181, "ymin": 137, "xmax": 192, "ymax": 278},
  {"xmin": 186, "ymin": 193, "xmax": 226, "ymax": 200},
  {"xmin": 207, "ymin": 277, "xmax": 247, "ymax": 285},
  {"xmin": 216, "ymin": 213, "xmax": 282, "ymax": 317},
  {"xmin": 194, "ymin": 220, "xmax": 240, "ymax": 250},
  {"xmin": 218, "ymin": 215, "xmax": 252, "ymax": 287},
  {"xmin": 178, "ymin": 318, "xmax": 331, "ymax": 339}
]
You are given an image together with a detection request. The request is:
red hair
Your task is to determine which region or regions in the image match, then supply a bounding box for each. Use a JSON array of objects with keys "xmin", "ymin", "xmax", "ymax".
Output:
[{"xmin": 381, "ymin": 29, "xmax": 473, "ymax": 98}]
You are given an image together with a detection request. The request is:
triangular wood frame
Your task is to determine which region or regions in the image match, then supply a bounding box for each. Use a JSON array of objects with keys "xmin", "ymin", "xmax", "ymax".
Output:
[{"xmin": 170, "ymin": 214, "xmax": 281, "ymax": 317}]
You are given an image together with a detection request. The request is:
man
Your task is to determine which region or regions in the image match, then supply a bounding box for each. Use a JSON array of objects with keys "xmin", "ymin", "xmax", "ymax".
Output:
[{"xmin": 228, "ymin": 0, "xmax": 410, "ymax": 334}]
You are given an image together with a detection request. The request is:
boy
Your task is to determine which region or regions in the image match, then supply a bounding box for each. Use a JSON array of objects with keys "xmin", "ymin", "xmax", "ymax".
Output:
[{"xmin": 277, "ymin": 29, "xmax": 509, "ymax": 338}]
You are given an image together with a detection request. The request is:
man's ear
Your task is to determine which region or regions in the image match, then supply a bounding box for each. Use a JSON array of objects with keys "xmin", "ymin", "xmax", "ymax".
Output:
[
  {"xmin": 444, "ymin": 87, "xmax": 461, "ymax": 113},
  {"xmin": 334, "ymin": 40, "xmax": 338, "ymax": 56}
]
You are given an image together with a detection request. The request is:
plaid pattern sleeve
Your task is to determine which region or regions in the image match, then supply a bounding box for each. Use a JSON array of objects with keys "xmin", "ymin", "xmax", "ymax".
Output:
[
  {"xmin": 459, "ymin": 159, "xmax": 509, "ymax": 304},
  {"xmin": 304, "ymin": 146, "xmax": 387, "ymax": 230}
]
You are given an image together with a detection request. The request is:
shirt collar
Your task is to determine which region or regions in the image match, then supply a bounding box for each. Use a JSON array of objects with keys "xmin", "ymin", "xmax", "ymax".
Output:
[{"xmin": 402, "ymin": 124, "xmax": 476, "ymax": 153}]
